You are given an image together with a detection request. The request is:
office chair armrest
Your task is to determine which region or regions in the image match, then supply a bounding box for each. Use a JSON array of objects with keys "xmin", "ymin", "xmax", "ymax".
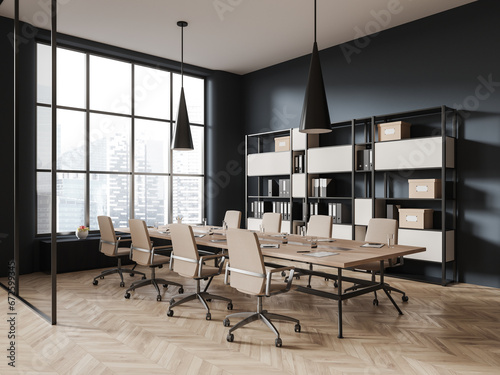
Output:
[
  {"xmin": 265, "ymin": 266, "xmax": 295, "ymax": 296},
  {"xmin": 198, "ymin": 254, "xmax": 226, "ymax": 277},
  {"xmin": 224, "ymin": 263, "xmax": 230, "ymax": 285}
]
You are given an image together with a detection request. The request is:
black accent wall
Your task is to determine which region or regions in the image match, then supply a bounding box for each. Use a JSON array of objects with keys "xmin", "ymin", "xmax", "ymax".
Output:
[{"xmin": 242, "ymin": 1, "xmax": 500, "ymax": 287}]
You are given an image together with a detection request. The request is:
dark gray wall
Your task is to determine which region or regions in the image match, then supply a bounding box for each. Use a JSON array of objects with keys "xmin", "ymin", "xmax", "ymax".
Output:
[{"xmin": 242, "ymin": 1, "xmax": 500, "ymax": 287}]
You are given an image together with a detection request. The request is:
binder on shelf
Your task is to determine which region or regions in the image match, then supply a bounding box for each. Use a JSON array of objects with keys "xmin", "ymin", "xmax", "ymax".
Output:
[
  {"xmin": 294, "ymin": 154, "xmax": 304, "ymax": 173},
  {"xmin": 320, "ymin": 178, "xmax": 333, "ymax": 197},
  {"xmin": 328, "ymin": 202, "xmax": 337, "ymax": 219},
  {"xmin": 279, "ymin": 179, "xmax": 290, "ymax": 197},
  {"xmin": 309, "ymin": 202, "xmax": 319, "ymax": 216},
  {"xmin": 268, "ymin": 180, "xmax": 279, "ymax": 196},
  {"xmin": 356, "ymin": 149, "xmax": 373, "ymax": 171},
  {"xmin": 313, "ymin": 178, "xmax": 320, "ymax": 197}
]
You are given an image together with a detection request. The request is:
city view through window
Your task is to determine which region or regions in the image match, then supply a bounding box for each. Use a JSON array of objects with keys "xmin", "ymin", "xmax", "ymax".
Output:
[{"xmin": 36, "ymin": 44, "xmax": 204, "ymax": 234}]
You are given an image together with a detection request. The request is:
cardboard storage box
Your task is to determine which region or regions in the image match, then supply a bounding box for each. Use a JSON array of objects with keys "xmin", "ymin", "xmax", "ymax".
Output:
[
  {"xmin": 274, "ymin": 136, "xmax": 290, "ymax": 152},
  {"xmin": 378, "ymin": 121, "xmax": 411, "ymax": 142},
  {"xmin": 409, "ymin": 179, "xmax": 442, "ymax": 199},
  {"xmin": 399, "ymin": 208, "xmax": 433, "ymax": 229}
]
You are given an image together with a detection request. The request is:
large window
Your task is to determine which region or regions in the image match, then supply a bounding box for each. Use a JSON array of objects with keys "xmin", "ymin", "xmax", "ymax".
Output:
[{"xmin": 36, "ymin": 43, "xmax": 205, "ymax": 233}]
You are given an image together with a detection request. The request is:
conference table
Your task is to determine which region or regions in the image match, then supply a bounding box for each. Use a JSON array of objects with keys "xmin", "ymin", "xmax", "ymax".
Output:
[{"xmin": 118, "ymin": 225, "xmax": 425, "ymax": 338}]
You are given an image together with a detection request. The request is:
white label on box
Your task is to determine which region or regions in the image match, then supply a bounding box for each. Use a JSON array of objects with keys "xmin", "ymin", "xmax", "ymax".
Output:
[
  {"xmin": 416, "ymin": 185, "xmax": 429, "ymax": 192},
  {"xmin": 384, "ymin": 128, "xmax": 396, "ymax": 135},
  {"xmin": 279, "ymin": 141, "xmax": 286, "ymax": 147},
  {"xmin": 406, "ymin": 215, "xmax": 418, "ymax": 222}
]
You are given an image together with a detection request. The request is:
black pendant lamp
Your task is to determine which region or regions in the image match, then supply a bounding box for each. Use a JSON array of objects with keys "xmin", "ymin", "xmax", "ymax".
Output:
[
  {"xmin": 299, "ymin": 0, "xmax": 331, "ymax": 134},
  {"xmin": 171, "ymin": 21, "xmax": 194, "ymax": 150}
]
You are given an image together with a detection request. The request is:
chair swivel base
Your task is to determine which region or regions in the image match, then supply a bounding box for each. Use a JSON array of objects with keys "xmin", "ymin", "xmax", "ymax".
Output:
[
  {"xmin": 93, "ymin": 266, "xmax": 146, "ymax": 288},
  {"xmin": 124, "ymin": 277, "xmax": 183, "ymax": 302},
  {"xmin": 223, "ymin": 308, "xmax": 301, "ymax": 347},
  {"xmin": 167, "ymin": 279, "xmax": 233, "ymax": 320}
]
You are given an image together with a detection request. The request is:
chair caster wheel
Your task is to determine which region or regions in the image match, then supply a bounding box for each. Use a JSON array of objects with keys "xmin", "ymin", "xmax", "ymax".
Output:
[
  {"xmin": 295, "ymin": 275, "xmax": 300, "ymax": 280},
  {"xmin": 294, "ymin": 324, "xmax": 301, "ymax": 333},
  {"xmin": 402, "ymin": 295, "xmax": 409, "ymax": 302},
  {"xmin": 306, "ymin": 285, "xmax": 311, "ymax": 288},
  {"xmin": 223, "ymin": 318, "xmax": 230, "ymax": 327},
  {"xmin": 275, "ymin": 338, "xmax": 282, "ymax": 347},
  {"xmin": 130, "ymin": 273, "xmax": 135, "ymax": 277},
  {"xmin": 227, "ymin": 302, "xmax": 233, "ymax": 310},
  {"xmin": 93, "ymin": 280, "xmax": 98, "ymax": 286},
  {"xmin": 206, "ymin": 298, "xmax": 212, "ymax": 302},
  {"xmin": 334, "ymin": 281, "xmax": 338, "ymax": 288},
  {"xmin": 124, "ymin": 292, "xmax": 130, "ymax": 299},
  {"xmin": 157, "ymin": 295, "xmax": 162, "ymax": 302},
  {"xmin": 142, "ymin": 276, "xmax": 146, "ymax": 280},
  {"xmin": 206, "ymin": 312, "xmax": 211, "ymax": 320},
  {"xmin": 178, "ymin": 287, "xmax": 184, "ymax": 294},
  {"xmin": 373, "ymin": 299, "xmax": 379, "ymax": 306},
  {"xmin": 281, "ymin": 271, "xmax": 286, "ymax": 277},
  {"xmin": 284, "ymin": 276, "xmax": 289, "ymax": 283},
  {"xmin": 100, "ymin": 276, "xmax": 104, "ymax": 279},
  {"xmin": 120, "ymin": 281, "xmax": 125, "ymax": 288},
  {"xmin": 167, "ymin": 309, "xmax": 174, "ymax": 317},
  {"xmin": 162, "ymin": 284, "xmax": 168, "ymax": 288},
  {"xmin": 226, "ymin": 333, "xmax": 234, "ymax": 342}
]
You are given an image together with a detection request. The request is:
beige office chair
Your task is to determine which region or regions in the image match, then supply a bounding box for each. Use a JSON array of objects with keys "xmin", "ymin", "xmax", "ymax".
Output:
[
  {"xmin": 261, "ymin": 212, "xmax": 282, "ymax": 233},
  {"xmin": 345, "ymin": 218, "xmax": 408, "ymax": 305},
  {"xmin": 304, "ymin": 215, "xmax": 333, "ymax": 288},
  {"xmin": 223, "ymin": 210, "xmax": 242, "ymax": 229},
  {"xmin": 223, "ymin": 229, "xmax": 300, "ymax": 347},
  {"xmin": 124, "ymin": 219, "xmax": 183, "ymax": 302},
  {"xmin": 93, "ymin": 216, "xmax": 146, "ymax": 287},
  {"xmin": 166, "ymin": 224, "xmax": 233, "ymax": 320}
]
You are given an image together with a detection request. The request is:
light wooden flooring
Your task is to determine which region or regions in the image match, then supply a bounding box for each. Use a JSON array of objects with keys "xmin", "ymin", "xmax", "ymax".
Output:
[{"xmin": 1, "ymin": 265, "xmax": 500, "ymax": 375}]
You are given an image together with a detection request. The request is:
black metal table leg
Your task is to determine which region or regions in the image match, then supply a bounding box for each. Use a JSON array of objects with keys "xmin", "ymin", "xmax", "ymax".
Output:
[{"xmin": 337, "ymin": 268, "xmax": 343, "ymax": 338}]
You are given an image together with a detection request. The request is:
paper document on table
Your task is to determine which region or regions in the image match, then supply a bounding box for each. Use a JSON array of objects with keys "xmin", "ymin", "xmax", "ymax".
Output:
[
  {"xmin": 210, "ymin": 239, "xmax": 226, "ymax": 243},
  {"xmin": 194, "ymin": 234, "xmax": 206, "ymax": 238},
  {"xmin": 303, "ymin": 251, "xmax": 338, "ymax": 257},
  {"xmin": 317, "ymin": 239, "xmax": 335, "ymax": 242},
  {"xmin": 361, "ymin": 243, "xmax": 385, "ymax": 248}
]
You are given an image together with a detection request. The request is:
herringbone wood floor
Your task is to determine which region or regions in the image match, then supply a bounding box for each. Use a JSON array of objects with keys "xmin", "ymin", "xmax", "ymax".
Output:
[{"xmin": 1, "ymin": 264, "xmax": 500, "ymax": 375}]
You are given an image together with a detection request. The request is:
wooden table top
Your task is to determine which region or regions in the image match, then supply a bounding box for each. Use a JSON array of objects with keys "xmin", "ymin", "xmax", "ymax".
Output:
[{"xmin": 117, "ymin": 225, "xmax": 425, "ymax": 269}]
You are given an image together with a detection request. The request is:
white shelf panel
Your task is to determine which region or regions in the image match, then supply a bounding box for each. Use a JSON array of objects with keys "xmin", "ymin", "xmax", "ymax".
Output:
[
  {"xmin": 375, "ymin": 136, "xmax": 454, "ymax": 170},
  {"xmin": 247, "ymin": 152, "xmax": 291, "ymax": 176},
  {"xmin": 307, "ymin": 145, "xmax": 352, "ymax": 173},
  {"xmin": 398, "ymin": 229, "xmax": 454, "ymax": 262},
  {"xmin": 292, "ymin": 174, "xmax": 306, "ymax": 198}
]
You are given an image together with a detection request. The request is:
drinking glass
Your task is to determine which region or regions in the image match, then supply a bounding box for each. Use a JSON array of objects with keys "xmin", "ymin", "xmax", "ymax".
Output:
[
  {"xmin": 310, "ymin": 236, "xmax": 317, "ymax": 248},
  {"xmin": 387, "ymin": 233, "xmax": 394, "ymax": 247}
]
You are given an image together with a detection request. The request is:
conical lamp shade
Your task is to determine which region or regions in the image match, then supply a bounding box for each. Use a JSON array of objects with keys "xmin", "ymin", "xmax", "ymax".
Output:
[
  {"xmin": 299, "ymin": 42, "xmax": 331, "ymax": 134},
  {"xmin": 171, "ymin": 87, "xmax": 193, "ymax": 150}
]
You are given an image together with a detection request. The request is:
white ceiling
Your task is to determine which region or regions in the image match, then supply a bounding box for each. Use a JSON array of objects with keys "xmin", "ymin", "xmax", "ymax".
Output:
[{"xmin": 0, "ymin": 0, "xmax": 476, "ymax": 75}]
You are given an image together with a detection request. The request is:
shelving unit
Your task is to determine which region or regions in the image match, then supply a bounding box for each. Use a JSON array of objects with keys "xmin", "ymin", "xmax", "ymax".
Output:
[{"xmin": 245, "ymin": 106, "xmax": 459, "ymax": 285}]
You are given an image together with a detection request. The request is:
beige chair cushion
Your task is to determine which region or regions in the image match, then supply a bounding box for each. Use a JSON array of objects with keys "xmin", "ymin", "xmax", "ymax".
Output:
[
  {"xmin": 224, "ymin": 210, "xmax": 242, "ymax": 229},
  {"xmin": 262, "ymin": 212, "xmax": 282, "ymax": 233},
  {"xmin": 169, "ymin": 224, "xmax": 200, "ymax": 278},
  {"xmin": 226, "ymin": 229, "xmax": 267, "ymax": 295},
  {"xmin": 357, "ymin": 218, "xmax": 399, "ymax": 271},
  {"xmin": 307, "ymin": 215, "xmax": 333, "ymax": 238},
  {"xmin": 98, "ymin": 216, "xmax": 119, "ymax": 256}
]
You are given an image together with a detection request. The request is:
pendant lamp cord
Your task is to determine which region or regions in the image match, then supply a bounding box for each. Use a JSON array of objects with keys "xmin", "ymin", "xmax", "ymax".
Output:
[
  {"xmin": 181, "ymin": 25, "xmax": 184, "ymax": 88},
  {"xmin": 314, "ymin": 0, "xmax": 317, "ymax": 43}
]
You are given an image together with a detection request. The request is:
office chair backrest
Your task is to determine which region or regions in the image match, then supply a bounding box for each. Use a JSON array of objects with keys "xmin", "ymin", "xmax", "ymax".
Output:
[
  {"xmin": 365, "ymin": 218, "xmax": 398, "ymax": 244},
  {"xmin": 129, "ymin": 219, "xmax": 153, "ymax": 266},
  {"xmin": 169, "ymin": 223, "xmax": 200, "ymax": 278},
  {"xmin": 98, "ymin": 216, "xmax": 118, "ymax": 256},
  {"xmin": 307, "ymin": 215, "xmax": 333, "ymax": 238},
  {"xmin": 226, "ymin": 229, "xmax": 266, "ymax": 295},
  {"xmin": 262, "ymin": 212, "xmax": 282, "ymax": 233},
  {"xmin": 223, "ymin": 210, "xmax": 242, "ymax": 229}
]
